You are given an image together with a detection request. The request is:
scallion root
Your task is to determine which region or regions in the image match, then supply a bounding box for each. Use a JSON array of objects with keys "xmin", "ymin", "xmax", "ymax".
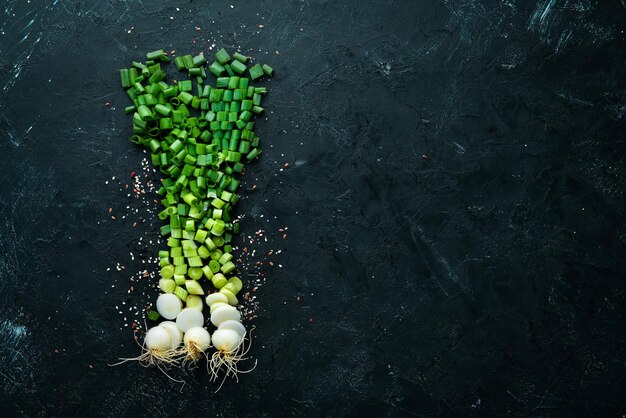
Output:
[
  {"xmin": 110, "ymin": 326, "xmax": 184, "ymax": 380},
  {"xmin": 181, "ymin": 327, "xmax": 212, "ymax": 367},
  {"xmin": 208, "ymin": 326, "xmax": 257, "ymax": 391}
]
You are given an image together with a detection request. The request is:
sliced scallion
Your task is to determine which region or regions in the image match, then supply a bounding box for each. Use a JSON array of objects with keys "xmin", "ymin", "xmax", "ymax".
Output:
[{"xmin": 120, "ymin": 47, "xmax": 273, "ymax": 318}]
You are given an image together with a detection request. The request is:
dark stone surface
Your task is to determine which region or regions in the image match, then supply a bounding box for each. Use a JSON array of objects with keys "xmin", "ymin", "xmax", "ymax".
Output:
[{"xmin": 1, "ymin": 0, "xmax": 625, "ymax": 416}]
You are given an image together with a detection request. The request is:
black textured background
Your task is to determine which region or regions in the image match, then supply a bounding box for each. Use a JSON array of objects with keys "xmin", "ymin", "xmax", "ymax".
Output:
[{"xmin": 1, "ymin": 0, "xmax": 625, "ymax": 416}]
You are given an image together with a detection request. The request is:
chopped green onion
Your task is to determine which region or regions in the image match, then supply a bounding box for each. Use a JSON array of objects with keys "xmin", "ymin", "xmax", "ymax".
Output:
[
  {"xmin": 193, "ymin": 54, "xmax": 207, "ymax": 66},
  {"xmin": 221, "ymin": 282, "xmax": 238, "ymax": 294},
  {"xmin": 249, "ymin": 64, "xmax": 264, "ymax": 80},
  {"xmin": 218, "ymin": 252, "xmax": 233, "ymax": 265},
  {"xmin": 174, "ymin": 274, "xmax": 186, "ymax": 285},
  {"xmin": 147, "ymin": 310, "xmax": 161, "ymax": 321},
  {"xmin": 146, "ymin": 49, "xmax": 165, "ymax": 60},
  {"xmin": 160, "ymin": 264, "xmax": 175, "ymax": 279},
  {"xmin": 174, "ymin": 286, "xmax": 189, "ymax": 301},
  {"xmin": 202, "ymin": 265, "xmax": 214, "ymax": 279},
  {"xmin": 188, "ymin": 267, "xmax": 203, "ymax": 280},
  {"xmin": 211, "ymin": 273, "xmax": 227, "ymax": 289},
  {"xmin": 228, "ymin": 276, "xmax": 243, "ymax": 292},
  {"xmin": 233, "ymin": 52, "xmax": 248, "ymax": 63},
  {"xmin": 262, "ymin": 64, "xmax": 274, "ymax": 76},
  {"xmin": 159, "ymin": 278, "xmax": 176, "ymax": 293},
  {"xmin": 220, "ymin": 261, "xmax": 236, "ymax": 274},
  {"xmin": 185, "ymin": 279, "xmax": 204, "ymax": 295},
  {"xmin": 215, "ymin": 48, "xmax": 231, "ymax": 64},
  {"xmin": 230, "ymin": 60, "xmax": 246, "ymax": 75},
  {"xmin": 219, "ymin": 288, "xmax": 238, "ymax": 305},
  {"xmin": 120, "ymin": 69, "xmax": 131, "ymax": 87},
  {"xmin": 208, "ymin": 259, "xmax": 220, "ymax": 273},
  {"xmin": 120, "ymin": 48, "xmax": 273, "ymax": 316},
  {"xmin": 209, "ymin": 61, "xmax": 225, "ymax": 76}
]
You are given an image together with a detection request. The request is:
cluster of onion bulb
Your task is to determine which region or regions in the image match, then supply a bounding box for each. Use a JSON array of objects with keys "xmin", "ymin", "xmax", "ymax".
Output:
[
  {"xmin": 116, "ymin": 291, "xmax": 250, "ymax": 382},
  {"xmin": 205, "ymin": 293, "xmax": 253, "ymax": 382}
]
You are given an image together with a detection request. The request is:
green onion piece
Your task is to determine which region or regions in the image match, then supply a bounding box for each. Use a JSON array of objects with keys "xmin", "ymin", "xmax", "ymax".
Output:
[
  {"xmin": 230, "ymin": 60, "xmax": 246, "ymax": 75},
  {"xmin": 198, "ymin": 246, "xmax": 210, "ymax": 259},
  {"xmin": 146, "ymin": 49, "xmax": 165, "ymax": 60},
  {"xmin": 208, "ymin": 259, "xmax": 221, "ymax": 273},
  {"xmin": 247, "ymin": 148, "xmax": 262, "ymax": 160},
  {"xmin": 159, "ymin": 118, "xmax": 173, "ymax": 130},
  {"xmin": 228, "ymin": 276, "xmax": 243, "ymax": 292},
  {"xmin": 182, "ymin": 239, "xmax": 197, "ymax": 250},
  {"xmin": 205, "ymin": 236, "xmax": 217, "ymax": 250},
  {"xmin": 159, "ymin": 278, "xmax": 176, "ymax": 293},
  {"xmin": 222, "ymin": 282, "xmax": 238, "ymax": 294},
  {"xmin": 218, "ymin": 252, "xmax": 233, "ymax": 265},
  {"xmin": 211, "ymin": 198, "xmax": 225, "ymax": 209},
  {"xmin": 249, "ymin": 64, "xmax": 264, "ymax": 80},
  {"xmin": 210, "ymin": 250, "xmax": 223, "ymax": 261},
  {"xmin": 149, "ymin": 68, "xmax": 166, "ymax": 83},
  {"xmin": 215, "ymin": 48, "xmax": 231, "ymax": 64},
  {"xmin": 183, "ymin": 248, "xmax": 198, "ymax": 257},
  {"xmin": 128, "ymin": 68, "xmax": 138, "ymax": 84},
  {"xmin": 233, "ymin": 52, "xmax": 248, "ymax": 63},
  {"xmin": 219, "ymin": 288, "xmax": 238, "ymax": 305},
  {"xmin": 178, "ymin": 91, "xmax": 193, "ymax": 105},
  {"xmin": 120, "ymin": 69, "xmax": 131, "ymax": 87},
  {"xmin": 174, "ymin": 286, "xmax": 189, "ymax": 301},
  {"xmin": 147, "ymin": 310, "xmax": 161, "ymax": 321},
  {"xmin": 174, "ymin": 274, "xmax": 186, "ymax": 285},
  {"xmin": 227, "ymin": 76, "xmax": 239, "ymax": 89},
  {"xmin": 185, "ymin": 280, "xmax": 204, "ymax": 295},
  {"xmin": 241, "ymin": 100, "xmax": 253, "ymax": 111},
  {"xmin": 160, "ymin": 264, "xmax": 175, "ymax": 279},
  {"xmin": 209, "ymin": 61, "xmax": 225, "ymax": 76},
  {"xmin": 183, "ymin": 192, "xmax": 198, "ymax": 207},
  {"xmin": 174, "ymin": 56, "xmax": 185, "ymax": 70},
  {"xmin": 182, "ymin": 54, "xmax": 195, "ymax": 68},
  {"xmin": 262, "ymin": 64, "xmax": 274, "ymax": 76},
  {"xmin": 188, "ymin": 256, "xmax": 203, "ymax": 267},
  {"xmin": 220, "ymin": 261, "xmax": 236, "ymax": 274},
  {"xmin": 202, "ymin": 265, "xmax": 214, "ymax": 279},
  {"xmin": 188, "ymin": 267, "xmax": 203, "ymax": 281},
  {"xmin": 194, "ymin": 229, "xmax": 208, "ymax": 242},
  {"xmin": 211, "ymin": 273, "xmax": 227, "ymax": 289},
  {"xmin": 155, "ymin": 104, "xmax": 171, "ymax": 116},
  {"xmin": 137, "ymin": 105, "xmax": 152, "ymax": 120},
  {"xmin": 193, "ymin": 54, "xmax": 207, "ymax": 66}
]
